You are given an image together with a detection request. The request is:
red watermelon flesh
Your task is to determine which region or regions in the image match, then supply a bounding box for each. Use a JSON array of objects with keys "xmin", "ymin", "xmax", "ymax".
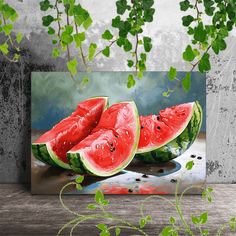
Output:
[
  {"xmin": 138, "ymin": 102, "xmax": 195, "ymax": 152},
  {"xmin": 32, "ymin": 97, "xmax": 108, "ymax": 169},
  {"xmin": 67, "ymin": 102, "xmax": 140, "ymax": 176}
]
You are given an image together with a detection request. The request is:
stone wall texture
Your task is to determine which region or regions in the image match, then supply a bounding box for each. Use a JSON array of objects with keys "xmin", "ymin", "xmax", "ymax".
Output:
[{"xmin": 0, "ymin": 0, "xmax": 235, "ymax": 183}]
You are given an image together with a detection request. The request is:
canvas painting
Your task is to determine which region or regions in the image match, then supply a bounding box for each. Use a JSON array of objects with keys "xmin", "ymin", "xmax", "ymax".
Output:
[{"xmin": 31, "ymin": 72, "xmax": 206, "ymax": 194}]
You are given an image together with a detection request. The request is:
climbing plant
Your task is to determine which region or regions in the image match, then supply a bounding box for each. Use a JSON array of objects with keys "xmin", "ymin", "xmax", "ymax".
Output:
[{"xmin": 0, "ymin": 0, "xmax": 23, "ymax": 62}]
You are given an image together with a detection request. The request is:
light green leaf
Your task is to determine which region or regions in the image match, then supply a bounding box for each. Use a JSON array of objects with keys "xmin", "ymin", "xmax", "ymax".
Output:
[
  {"xmin": 127, "ymin": 74, "xmax": 135, "ymax": 88},
  {"xmin": 74, "ymin": 32, "xmax": 85, "ymax": 47},
  {"xmin": 2, "ymin": 24, "xmax": 13, "ymax": 36},
  {"xmin": 191, "ymin": 216, "xmax": 200, "ymax": 225},
  {"xmin": 115, "ymin": 227, "xmax": 121, "ymax": 235},
  {"xmin": 139, "ymin": 218, "xmax": 146, "ymax": 228},
  {"xmin": 95, "ymin": 190, "xmax": 104, "ymax": 204},
  {"xmin": 0, "ymin": 42, "xmax": 9, "ymax": 55},
  {"xmin": 199, "ymin": 212, "xmax": 208, "ymax": 224},
  {"xmin": 16, "ymin": 32, "xmax": 23, "ymax": 44},
  {"xmin": 52, "ymin": 48, "xmax": 60, "ymax": 58},
  {"xmin": 67, "ymin": 58, "xmax": 78, "ymax": 75},
  {"xmin": 83, "ymin": 16, "xmax": 92, "ymax": 30},
  {"xmin": 168, "ymin": 66, "xmax": 177, "ymax": 81},
  {"xmin": 97, "ymin": 223, "xmax": 107, "ymax": 231},
  {"xmin": 185, "ymin": 160, "xmax": 194, "ymax": 170},
  {"xmin": 88, "ymin": 43, "xmax": 97, "ymax": 61},
  {"xmin": 182, "ymin": 72, "xmax": 191, "ymax": 92},
  {"xmin": 169, "ymin": 216, "xmax": 176, "ymax": 224},
  {"xmin": 87, "ymin": 204, "xmax": 97, "ymax": 210},
  {"xmin": 75, "ymin": 175, "xmax": 84, "ymax": 184}
]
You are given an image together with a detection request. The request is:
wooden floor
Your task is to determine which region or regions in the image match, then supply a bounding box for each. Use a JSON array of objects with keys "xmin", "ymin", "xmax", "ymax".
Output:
[{"xmin": 0, "ymin": 184, "xmax": 236, "ymax": 236}]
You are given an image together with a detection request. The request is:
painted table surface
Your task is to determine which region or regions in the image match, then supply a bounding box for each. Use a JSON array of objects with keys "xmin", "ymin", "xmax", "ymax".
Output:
[
  {"xmin": 31, "ymin": 131, "xmax": 206, "ymax": 195},
  {"xmin": 0, "ymin": 184, "xmax": 236, "ymax": 236}
]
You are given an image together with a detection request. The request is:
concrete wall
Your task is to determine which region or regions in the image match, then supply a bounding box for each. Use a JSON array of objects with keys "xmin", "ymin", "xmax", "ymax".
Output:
[{"xmin": 0, "ymin": 0, "xmax": 235, "ymax": 183}]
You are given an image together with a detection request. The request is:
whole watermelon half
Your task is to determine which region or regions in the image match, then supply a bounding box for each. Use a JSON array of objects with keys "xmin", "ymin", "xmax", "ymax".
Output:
[
  {"xmin": 32, "ymin": 97, "xmax": 108, "ymax": 169},
  {"xmin": 136, "ymin": 101, "xmax": 202, "ymax": 163},
  {"xmin": 67, "ymin": 101, "xmax": 140, "ymax": 176}
]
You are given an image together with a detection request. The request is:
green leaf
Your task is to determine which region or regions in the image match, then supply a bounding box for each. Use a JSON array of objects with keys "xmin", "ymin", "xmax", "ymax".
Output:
[
  {"xmin": 76, "ymin": 184, "xmax": 82, "ymax": 190},
  {"xmin": 115, "ymin": 227, "xmax": 121, "ymax": 236},
  {"xmin": 67, "ymin": 58, "xmax": 78, "ymax": 75},
  {"xmin": 40, "ymin": 0, "xmax": 53, "ymax": 11},
  {"xmin": 0, "ymin": 42, "xmax": 9, "ymax": 55},
  {"xmin": 143, "ymin": 36, "xmax": 152, "ymax": 52},
  {"xmin": 102, "ymin": 46, "xmax": 110, "ymax": 57},
  {"xmin": 198, "ymin": 53, "xmax": 211, "ymax": 73},
  {"xmin": 182, "ymin": 15, "xmax": 195, "ymax": 27},
  {"xmin": 139, "ymin": 218, "xmax": 146, "ymax": 228},
  {"xmin": 160, "ymin": 226, "xmax": 176, "ymax": 236},
  {"xmin": 140, "ymin": 53, "xmax": 147, "ymax": 62},
  {"xmin": 180, "ymin": 0, "xmax": 190, "ymax": 11},
  {"xmin": 16, "ymin": 32, "xmax": 23, "ymax": 44},
  {"xmin": 2, "ymin": 24, "xmax": 13, "ymax": 36},
  {"xmin": 100, "ymin": 231, "xmax": 110, "ymax": 236},
  {"xmin": 81, "ymin": 76, "xmax": 90, "ymax": 87},
  {"xmin": 169, "ymin": 216, "xmax": 176, "ymax": 224},
  {"xmin": 127, "ymin": 74, "xmax": 135, "ymax": 88},
  {"xmin": 185, "ymin": 160, "xmax": 194, "ymax": 170},
  {"xmin": 2, "ymin": 4, "xmax": 18, "ymax": 21},
  {"xmin": 52, "ymin": 48, "xmax": 60, "ymax": 58},
  {"xmin": 182, "ymin": 72, "xmax": 191, "ymax": 91},
  {"xmin": 87, "ymin": 204, "xmax": 97, "ymax": 210},
  {"xmin": 146, "ymin": 215, "xmax": 152, "ymax": 222},
  {"xmin": 116, "ymin": 0, "xmax": 128, "ymax": 15},
  {"xmin": 83, "ymin": 16, "xmax": 92, "ymax": 30},
  {"xmin": 47, "ymin": 27, "xmax": 55, "ymax": 35},
  {"xmin": 127, "ymin": 60, "xmax": 134, "ymax": 68},
  {"xmin": 88, "ymin": 43, "xmax": 97, "ymax": 61},
  {"xmin": 52, "ymin": 39, "xmax": 57, "ymax": 45},
  {"xmin": 102, "ymin": 199, "xmax": 109, "ymax": 206},
  {"xmin": 123, "ymin": 38, "xmax": 132, "ymax": 51},
  {"xmin": 112, "ymin": 16, "xmax": 121, "ymax": 28},
  {"xmin": 61, "ymin": 32, "xmax": 73, "ymax": 45},
  {"xmin": 95, "ymin": 190, "xmax": 104, "ymax": 204},
  {"xmin": 102, "ymin": 30, "xmax": 113, "ymax": 40},
  {"xmin": 97, "ymin": 223, "xmax": 107, "ymax": 231},
  {"xmin": 74, "ymin": 32, "xmax": 85, "ymax": 47},
  {"xmin": 142, "ymin": 0, "xmax": 154, "ymax": 10},
  {"xmin": 191, "ymin": 216, "xmax": 200, "ymax": 225},
  {"xmin": 75, "ymin": 175, "xmax": 84, "ymax": 184},
  {"xmin": 168, "ymin": 67, "xmax": 177, "ymax": 81},
  {"xmin": 199, "ymin": 212, "xmax": 208, "ymax": 224},
  {"xmin": 144, "ymin": 8, "xmax": 155, "ymax": 22},
  {"xmin": 194, "ymin": 22, "xmax": 207, "ymax": 42},
  {"xmin": 42, "ymin": 15, "xmax": 54, "ymax": 27},
  {"xmin": 202, "ymin": 229, "xmax": 209, "ymax": 235},
  {"xmin": 183, "ymin": 45, "xmax": 195, "ymax": 62}
]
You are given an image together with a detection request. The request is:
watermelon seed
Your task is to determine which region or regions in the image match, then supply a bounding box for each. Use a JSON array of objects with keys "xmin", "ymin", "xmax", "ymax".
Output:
[
  {"xmin": 157, "ymin": 116, "xmax": 160, "ymax": 120},
  {"xmin": 135, "ymin": 178, "xmax": 141, "ymax": 182},
  {"xmin": 170, "ymin": 179, "xmax": 177, "ymax": 183},
  {"xmin": 197, "ymin": 156, "xmax": 202, "ymax": 160},
  {"xmin": 191, "ymin": 154, "xmax": 196, "ymax": 158},
  {"xmin": 142, "ymin": 174, "xmax": 149, "ymax": 178},
  {"xmin": 141, "ymin": 125, "xmax": 144, "ymax": 129},
  {"xmin": 114, "ymin": 134, "xmax": 119, "ymax": 138},
  {"xmin": 157, "ymin": 126, "xmax": 161, "ymax": 130},
  {"xmin": 128, "ymin": 189, "xmax": 133, "ymax": 193},
  {"xmin": 110, "ymin": 147, "xmax": 116, "ymax": 152}
]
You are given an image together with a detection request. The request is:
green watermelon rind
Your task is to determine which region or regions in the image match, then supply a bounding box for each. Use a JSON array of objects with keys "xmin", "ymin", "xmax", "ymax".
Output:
[
  {"xmin": 135, "ymin": 101, "xmax": 202, "ymax": 163},
  {"xmin": 31, "ymin": 96, "xmax": 109, "ymax": 170},
  {"xmin": 67, "ymin": 101, "xmax": 140, "ymax": 177}
]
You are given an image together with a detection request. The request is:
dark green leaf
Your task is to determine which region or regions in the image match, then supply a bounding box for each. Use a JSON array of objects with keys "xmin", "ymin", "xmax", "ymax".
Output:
[
  {"xmin": 127, "ymin": 74, "xmax": 135, "ymax": 88},
  {"xmin": 183, "ymin": 45, "xmax": 195, "ymax": 62},
  {"xmin": 143, "ymin": 36, "xmax": 152, "ymax": 52},
  {"xmin": 182, "ymin": 15, "xmax": 194, "ymax": 27},
  {"xmin": 168, "ymin": 66, "xmax": 177, "ymax": 81},
  {"xmin": 144, "ymin": 8, "xmax": 155, "ymax": 22},
  {"xmin": 198, "ymin": 53, "xmax": 211, "ymax": 73},
  {"xmin": 180, "ymin": 0, "xmax": 190, "ymax": 11},
  {"xmin": 61, "ymin": 32, "xmax": 73, "ymax": 44},
  {"xmin": 140, "ymin": 53, "xmax": 147, "ymax": 62},
  {"xmin": 102, "ymin": 46, "xmax": 110, "ymax": 57},
  {"xmin": 47, "ymin": 26, "xmax": 55, "ymax": 35},
  {"xmin": 83, "ymin": 16, "xmax": 92, "ymax": 30},
  {"xmin": 102, "ymin": 30, "xmax": 113, "ymax": 40},
  {"xmin": 185, "ymin": 160, "xmax": 194, "ymax": 170},
  {"xmin": 40, "ymin": 0, "xmax": 53, "ymax": 11},
  {"xmin": 142, "ymin": 0, "xmax": 154, "ymax": 10},
  {"xmin": 123, "ymin": 38, "xmax": 132, "ymax": 51},
  {"xmin": 112, "ymin": 16, "xmax": 121, "ymax": 28},
  {"xmin": 42, "ymin": 15, "xmax": 54, "ymax": 27},
  {"xmin": 127, "ymin": 60, "xmax": 134, "ymax": 68},
  {"xmin": 116, "ymin": 0, "xmax": 128, "ymax": 15},
  {"xmin": 194, "ymin": 22, "xmax": 207, "ymax": 42}
]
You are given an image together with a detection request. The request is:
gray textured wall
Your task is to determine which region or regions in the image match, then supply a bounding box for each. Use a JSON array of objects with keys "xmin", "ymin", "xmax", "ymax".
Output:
[{"xmin": 0, "ymin": 0, "xmax": 235, "ymax": 183}]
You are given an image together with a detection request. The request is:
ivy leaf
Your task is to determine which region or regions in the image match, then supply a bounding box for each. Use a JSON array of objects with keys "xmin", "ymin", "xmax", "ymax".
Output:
[
  {"xmin": 52, "ymin": 48, "xmax": 60, "ymax": 58},
  {"xmin": 102, "ymin": 199, "xmax": 109, "ymax": 206},
  {"xmin": 102, "ymin": 30, "xmax": 113, "ymax": 40},
  {"xmin": 194, "ymin": 22, "xmax": 207, "ymax": 42},
  {"xmin": 102, "ymin": 46, "xmax": 110, "ymax": 57},
  {"xmin": 182, "ymin": 72, "xmax": 191, "ymax": 91},
  {"xmin": 100, "ymin": 231, "xmax": 110, "ymax": 236},
  {"xmin": 40, "ymin": 0, "xmax": 53, "ymax": 11},
  {"xmin": 61, "ymin": 32, "xmax": 73, "ymax": 45},
  {"xmin": 112, "ymin": 16, "xmax": 121, "ymax": 28},
  {"xmin": 95, "ymin": 190, "xmax": 104, "ymax": 204},
  {"xmin": 97, "ymin": 223, "xmax": 107, "ymax": 231},
  {"xmin": 2, "ymin": 24, "xmax": 13, "ymax": 36},
  {"xmin": 143, "ymin": 36, "xmax": 152, "ymax": 52},
  {"xmin": 183, "ymin": 45, "xmax": 195, "ymax": 62},
  {"xmin": 116, "ymin": 0, "xmax": 128, "ymax": 15},
  {"xmin": 160, "ymin": 226, "xmax": 176, "ymax": 236},
  {"xmin": 42, "ymin": 15, "xmax": 54, "ymax": 27},
  {"xmin": 115, "ymin": 227, "xmax": 121, "ymax": 235},
  {"xmin": 199, "ymin": 212, "xmax": 208, "ymax": 224},
  {"xmin": 47, "ymin": 26, "xmax": 55, "ymax": 35},
  {"xmin": 127, "ymin": 60, "xmax": 134, "ymax": 68},
  {"xmin": 127, "ymin": 74, "xmax": 135, "ymax": 88},
  {"xmin": 169, "ymin": 216, "xmax": 176, "ymax": 224},
  {"xmin": 185, "ymin": 160, "xmax": 194, "ymax": 170},
  {"xmin": 123, "ymin": 38, "xmax": 132, "ymax": 51},
  {"xmin": 230, "ymin": 217, "xmax": 236, "ymax": 231},
  {"xmin": 16, "ymin": 32, "xmax": 23, "ymax": 44},
  {"xmin": 144, "ymin": 8, "xmax": 155, "ymax": 22},
  {"xmin": 0, "ymin": 42, "xmax": 9, "ymax": 55},
  {"xmin": 198, "ymin": 53, "xmax": 211, "ymax": 73},
  {"xmin": 83, "ymin": 16, "xmax": 92, "ymax": 30},
  {"xmin": 2, "ymin": 4, "xmax": 18, "ymax": 21},
  {"xmin": 75, "ymin": 175, "xmax": 84, "ymax": 184},
  {"xmin": 191, "ymin": 216, "xmax": 200, "ymax": 225},
  {"xmin": 145, "ymin": 215, "xmax": 152, "ymax": 222},
  {"xmin": 180, "ymin": 0, "xmax": 190, "ymax": 11},
  {"xmin": 76, "ymin": 184, "xmax": 82, "ymax": 190},
  {"xmin": 88, "ymin": 43, "xmax": 97, "ymax": 61},
  {"xmin": 168, "ymin": 67, "xmax": 177, "ymax": 81},
  {"xmin": 67, "ymin": 58, "xmax": 78, "ymax": 75},
  {"xmin": 139, "ymin": 218, "xmax": 146, "ymax": 229},
  {"xmin": 182, "ymin": 15, "xmax": 194, "ymax": 27},
  {"xmin": 142, "ymin": 0, "xmax": 154, "ymax": 10},
  {"xmin": 87, "ymin": 204, "xmax": 97, "ymax": 210},
  {"xmin": 74, "ymin": 32, "xmax": 85, "ymax": 47}
]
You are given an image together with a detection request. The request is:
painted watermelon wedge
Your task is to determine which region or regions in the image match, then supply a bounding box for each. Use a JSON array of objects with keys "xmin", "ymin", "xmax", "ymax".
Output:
[
  {"xmin": 67, "ymin": 102, "xmax": 140, "ymax": 176},
  {"xmin": 32, "ymin": 97, "xmax": 108, "ymax": 169},
  {"xmin": 136, "ymin": 101, "xmax": 202, "ymax": 163}
]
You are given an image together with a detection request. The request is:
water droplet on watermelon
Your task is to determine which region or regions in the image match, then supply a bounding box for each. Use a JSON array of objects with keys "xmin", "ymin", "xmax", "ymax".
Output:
[
  {"xmin": 125, "ymin": 130, "xmax": 129, "ymax": 135},
  {"xmin": 96, "ymin": 144, "xmax": 99, "ymax": 149}
]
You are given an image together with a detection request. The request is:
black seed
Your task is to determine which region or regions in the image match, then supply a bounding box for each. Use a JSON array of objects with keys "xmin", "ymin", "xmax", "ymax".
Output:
[
  {"xmin": 157, "ymin": 116, "xmax": 160, "ymax": 120},
  {"xmin": 197, "ymin": 156, "xmax": 202, "ymax": 160},
  {"xmin": 114, "ymin": 134, "xmax": 118, "ymax": 138},
  {"xmin": 113, "ymin": 147, "xmax": 116, "ymax": 151},
  {"xmin": 170, "ymin": 179, "xmax": 177, "ymax": 183},
  {"xmin": 128, "ymin": 189, "xmax": 133, "ymax": 193},
  {"xmin": 191, "ymin": 154, "xmax": 196, "ymax": 158},
  {"xmin": 141, "ymin": 126, "xmax": 144, "ymax": 129},
  {"xmin": 110, "ymin": 143, "xmax": 113, "ymax": 147},
  {"xmin": 157, "ymin": 169, "xmax": 164, "ymax": 173},
  {"xmin": 135, "ymin": 178, "xmax": 141, "ymax": 182},
  {"xmin": 142, "ymin": 174, "xmax": 148, "ymax": 178},
  {"xmin": 157, "ymin": 126, "xmax": 161, "ymax": 130}
]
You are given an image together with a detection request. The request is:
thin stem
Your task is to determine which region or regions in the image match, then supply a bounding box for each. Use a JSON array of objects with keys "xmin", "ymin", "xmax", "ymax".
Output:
[
  {"xmin": 57, "ymin": 217, "xmax": 80, "ymax": 236},
  {"xmin": 94, "ymin": 39, "xmax": 117, "ymax": 58},
  {"xmin": 55, "ymin": 0, "xmax": 61, "ymax": 38},
  {"xmin": 70, "ymin": 217, "xmax": 90, "ymax": 236}
]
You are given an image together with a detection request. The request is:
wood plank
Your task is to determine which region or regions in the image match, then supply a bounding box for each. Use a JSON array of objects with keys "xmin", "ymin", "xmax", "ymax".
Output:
[{"xmin": 0, "ymin": 184, "xmax": 236, "ymax": 235}]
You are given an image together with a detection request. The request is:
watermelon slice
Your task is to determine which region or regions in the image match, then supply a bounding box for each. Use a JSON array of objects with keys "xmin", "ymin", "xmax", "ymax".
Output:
[
  {"xmin": 136, "ymin": 101, "xmax": 202, "ymax": 163},
  {"xmin": 32, "ymin": 97, "xmax": 108, "ymax": 169},
  {"xmin": 67, "ymin": 102, "xmax": 140, "ymax": 176}
]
